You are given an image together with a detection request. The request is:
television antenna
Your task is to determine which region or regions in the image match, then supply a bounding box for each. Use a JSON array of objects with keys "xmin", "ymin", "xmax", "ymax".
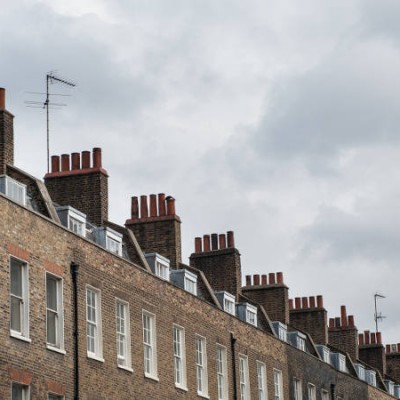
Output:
[
  {"xmin": 25, "ymin": 72, "xmax": 76, "ymax": 172},
  {"xmin": 374, "ymin": 292, "xmax": 386, "ymax": 333}
]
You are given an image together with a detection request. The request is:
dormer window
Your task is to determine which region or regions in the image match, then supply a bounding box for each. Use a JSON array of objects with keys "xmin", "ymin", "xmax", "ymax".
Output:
[
  {"xmin": 272, "ymin": 321, "xmax": 287, "ymax": 342},
  {"xmin": 385, "ymin": 380, "xmax": 395, "ymax": 395},
  {"xmin": 288, "ymin": 331, "xmax": 306, "ymax": 351},
  {"xmin": 145, "ymin": 253, "xmax": 170, "ymax": 281},
  {"xmin": 330, "ymin": 353, "xmax": 346, "ymax": 372},
  {"xmin": 354, "ymin": 364, "xmax": 366, "ymax": 381},
  {"xmin": 365, "ymin": 370, "xmax": 376, "ymax": 387},
  {"xmin": 215, "ymin": 291, "xmax": 236, "ymax": 316},
  {"xmin": 56, "ymin": 206, "xmax": 87, "ymax": 237},
  {"xmin": 316, "ymin": 345, "xmax": 330, "ymax": 364},
  {"xmin": 0, "ymin": 175, "xmax": 26, "ymax": 206},
  {"xmin": 236, "ymin": 303, "xmax": 257, "ymax": 327},
  {"xmin": 170, "ymin": 269, "xmax": 198, "ymax": 296},
  {"xmin": 94, "ymin": 227, "xmax": 123, "ymax": 256}
]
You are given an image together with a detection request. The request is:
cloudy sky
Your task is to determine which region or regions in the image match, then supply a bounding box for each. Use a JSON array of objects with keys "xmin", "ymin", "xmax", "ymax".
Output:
[{"xmin": 2, "ymin": 0, "xmax": 400, "ymax": 344}]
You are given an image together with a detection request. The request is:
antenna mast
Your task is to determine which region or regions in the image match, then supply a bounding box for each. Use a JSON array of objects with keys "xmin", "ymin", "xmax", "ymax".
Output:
[
  {"xmin": 45, "ymin": 73, "xmax": 76, "ymax": 172},
  {"xmin": 374, "ymin": 292, "xmax": 386, "ymax": 333}
]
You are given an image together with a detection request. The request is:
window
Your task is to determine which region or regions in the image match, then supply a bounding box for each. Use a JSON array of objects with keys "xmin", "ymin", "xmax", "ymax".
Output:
[
  {"xmin": 215, "ymin": 291, "xmax": 236, "ymax": 316},
  {"xmin": 216, "ymin": 345, "xmax": 228, "ymax": 400},
  {"xmin": 195, "ymin": 335, "xmax": 208, "ymax": 397},
  {"xmin": 246, "ymin": 305, "xmax": 257, "ymax": 327},
  {"xmin": 366, "ymin": 370, "xmax": 377, "ymax": 386},
  {"xmin": 142, "ymin": 311, "xmax": 157, "ymax": 379},
  {"xmin": 48, "ymin": 394, "xmax": 64, "ymax": 400},
  {"xmin": 307, "ymin": 384, "xmax": 316, "ymax": 400},
  {"xmin": 116, "ymin": 300, "xmax": 131, "ymax": 370},
  {"xmin": 46, "ymin": 274, "xmax": 64, "ymax": 350},
  {"xmin": 0, "ymin": 175, "xmax": 26, "ymax": 205},
  {"xmin": 316, "ymin": 345, "xmax": 330, "ymax": 364},
  {"xmin": 184, "ymin": 272, "xmax": 197, "ymax": 295},
  {"xmin": 155, "ymin": 261, "xmax": 169, "ymax": 280},
  {"xmin": 11, "ymin": 383, "xmax": 30, "ymax": 400},
  {"xmin": 239, "ymin": 355, "xmax": 250, "ymax": 400},
  {"xmin": 93, "ymin": 227, "xmax": 123, "ymax": 256},
  {"xmin": 56, "ymin": 205, "xmax": 86, "ymax": 237},
  {"xmin": 273, "ymin": 369, "xmax": 284, "ymax": 400},
  {"xmin": 173, "ymin": 325, "xmax": 187, "ymax": 389},
  {"xmin": 144, "ymin": 253, "xmax": 170, "ymax": 281},
  {"xmin": 294, "ymin": 378, "xmax": 302, "ymax": 400},
  {"xmin": 321, "ymin": 390, "xmax": 329, "ymax": 400},
  {"xmin": 257, "ymin": 361, "xmax": 267, "ymax": 400},
  {"xmin": 69, "ymin": 216, "xmax": 84, "ymax": 236},
  {"xmin": 224, "ymin": 297, "xmax": 235, "ymax": 315},
  {"xmin": 288, "ymin": 332, "xmax": 306, "ymax": 351},
  {"xmin": 86, "ymin": 287, "xmax": 103, "ymax": 360},
  {"xmin": 272, "ymin": 321, "xmax": 287, "ymax": 342},
  {"xmin": 10, "ymin": 257, "xmax": 29, "ymax": 340}
]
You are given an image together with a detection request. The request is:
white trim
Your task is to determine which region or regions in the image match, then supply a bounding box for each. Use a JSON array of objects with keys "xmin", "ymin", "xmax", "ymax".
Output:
[
  {"xmin": 173, "ymin": 324, "xmax": 187, "ymax": 390},
  {"xmin": 216, "ymin": 344, "xmax": 228, "ymax": 400},
  {"xmin": 239, "ymin": 354, "xmax": 250, "ymax": 400},
  {"xmin": 256, "ymin": 360, "xmax": 267, "ymax": 400},
  {"xmin": 294, "ymin": 378, "xmax": 303, "ymax": 400},
  {"xmin": 116, "ymin": 299, "xmax": 132, "ymax": 370},
  {"xmin": 142, "ymin": 310, "xmax": 158, "ymax": 379},
  {"xmin": 273, "ymin": 368, "xmax": 284, "ymax": 400},
  {"xmin": 307, "ymin": 383, "xmax": 316, "ymax": 400},
  {"xmin": 86, "ymin": 286, "xmax": 103, "ymax": 360},
  {"xmin": 195, "ymin": 335, "xmax": 208, "ymax": 397},
  {"xmin": 46, "ymin": 273, "xmax": 64, "ymax": 351}
]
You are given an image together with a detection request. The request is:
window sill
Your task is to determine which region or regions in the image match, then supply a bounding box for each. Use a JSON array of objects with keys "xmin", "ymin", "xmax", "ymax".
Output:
[
  {"xmin": 175, "ymin": 384, "xmax": 188, "ymax": 392},
  {"xmin": 197, "ymin": 392, "xmax": 210, "ymax": 399},
  {"xmin": 87, "ymin": 353, "xmax": 105, "ymax": 363},
  {"xmin": 118, "ymin": 364, "xmax": 133, "ymax": 373},
  {"xmin": 144, "ymin": 373, "xmax": 159, "ymax": 382},
  {"xmin": 10, "ymin": 331, "xmax": 31, "ymax": 343},
  {"xmin": 47, "ymin": 345, "xmax": 66, "ymax": 355}
]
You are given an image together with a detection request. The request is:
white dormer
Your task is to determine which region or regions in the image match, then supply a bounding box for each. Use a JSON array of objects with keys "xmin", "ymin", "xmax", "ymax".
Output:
[
  {"xmin": 215, "ymin": 291, "xmax": 236, "ymax": 316},
  {"xmin": 330, "ymin": 353, "xmax": 347, "ymax": 372},
  {"xmin": 316, "ymin": 345, "xmax": 330, "ymax": 364},
  {"xmin": 354, "ymin": 364, "xmax": 366, "ymax": 381},
  {"xmin": 56, "ymin": 205, "xmax": 87, "ymax": 237},
  {"xmin": 272, "ymin": 321, "xmax": 287, "ymax": 342},
  {"xmin": 385, "ymin": 380, "xmax": 395, "ymax": 395},
  {"xmin": 170, "ymin": 269, "xmax": 198, "ymax": 295},
  {"xmin": 0, "ymin": 175, "xmax": 26, "ymax": 206},
  {"xmin": 94, "ymin": 226, "xmax": 123, "ymax": 256},
  {"xmin": 236, "ymin": 303, "xmax": 257, "ymax": 327},
  {"xmin": 288, "ymin": 331, "xmax": 306, "ymax": 351},
  {"xmin": 365, "ymin": 370, "xmax": 376, "ymax": 387},
  {"xmin": 145, "ymin": 253, "xmax": 170, "ymax": 281}
]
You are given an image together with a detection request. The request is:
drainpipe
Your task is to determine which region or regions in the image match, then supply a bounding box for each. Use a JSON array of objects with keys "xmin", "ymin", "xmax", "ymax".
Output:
[
  {"xmin": 71, "ymin": 262, "xmax": 80, "ymax": 400},
  {"xmin": 231, "ymin": 332, "xmax": 238, "ymax": 400},
  {"xmin": 330, "ymin": 383, "xmax": 336, "ymax": 399}
]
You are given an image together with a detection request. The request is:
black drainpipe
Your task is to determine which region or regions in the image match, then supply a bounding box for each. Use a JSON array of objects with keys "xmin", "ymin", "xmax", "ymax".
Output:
[
  {"xmin": 230, "ymin": 332, "xmax": 238, "ymax": 400},
  {"xmin": 330, "ymin": 383, "xmax": 336, "ymax": 399},
  {"xmin": 71, "ymin": 262, "xmax": 80, "ymax": 400}
]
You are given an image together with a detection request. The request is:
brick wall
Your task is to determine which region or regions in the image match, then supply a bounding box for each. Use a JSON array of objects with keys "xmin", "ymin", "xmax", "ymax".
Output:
[
  {"xmin": 0, "ymin": 88, "xmax": 14, "ymax": 175},
  {"xmin": 386, "ymin": 344, "xmax": 400, "ymax": 383}
]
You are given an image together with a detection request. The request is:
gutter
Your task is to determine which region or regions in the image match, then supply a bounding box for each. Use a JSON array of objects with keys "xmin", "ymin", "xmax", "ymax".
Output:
[
  {"xmin": 71, "ymin": 262, "xmax": 80, "ymax": 400},
  {"xmin": 231, "ymin": 332, "xmax": 238, "ymax": 400}
]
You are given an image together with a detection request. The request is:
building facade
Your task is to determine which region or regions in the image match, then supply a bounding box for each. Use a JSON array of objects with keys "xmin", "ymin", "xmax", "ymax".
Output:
[{"xmin": 1, "ymin": 87, "xmax": 400, "ymax": 399}]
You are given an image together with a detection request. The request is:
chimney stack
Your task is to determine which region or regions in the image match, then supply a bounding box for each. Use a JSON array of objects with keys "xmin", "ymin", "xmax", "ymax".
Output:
[
  {"xmin": 358, "ymin": 330, "xmax": 386, "ymax": 377},
  {"xmin": 0, "ymin": 88, "xmax": 15, "ymax": 175}
]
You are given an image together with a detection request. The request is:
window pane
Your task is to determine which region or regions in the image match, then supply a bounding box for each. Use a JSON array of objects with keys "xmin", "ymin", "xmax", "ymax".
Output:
[
  {"xmin": 47, "ymin": 310, "xmax": 57, "ymax": 345},
  {"xmin": 46, "ymin": 277, "xmax": 57, "ymax": 310},
  {"xmin": 11, "ymin": 261, "xmax": 22, "ymax": 296},
  {"xmin": 10, "ymin": 296, "xmax": 22, "ymax": 332}
]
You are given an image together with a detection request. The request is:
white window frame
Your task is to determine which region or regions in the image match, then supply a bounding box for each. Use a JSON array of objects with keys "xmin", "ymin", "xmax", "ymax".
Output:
[
  {"xmin": 68, "ymin": 215, "xmax": 85, "ymax": 236},
  {"xmin": 223, "ymin": 296, "xmax": 235, "ymax": 315},
  {"xmin": 256, "ymin": 361, "xmax": 267, "ymax": 400},
  {"xmin": 321, "ymin": 389, "xmax": 329, "ymax": 400},
  {"xmin": 10, "ymin": 257, "xmax": 30, "ymax": 341},
  {"xmin": 0, "ymin": 175, "xmax": 27, "ymax": 205},
  {"xmin": 155, "ymin": 260, "xmax": 169, "ymax": 280},
  {"xmin": 294, "ymin": 378, "xmax": 303, "ymax": 400},
  {"xmin": 86, "ymin": 286, "xmax": 103, "ymax": 361},
  {"xmin": 116, "ymin": 299, "xmax": 132, "ymax": 371},
  {"xmin": 246, "ymin": 304, "xmax": 257, "ymax": 327},
  {"xmin": 239, "ymin": 354, "xmax": 250, "ymax": 400},
  {"xmin": 307, "ymin": 383, "xmax": 316, "ymax": 400},
  {"xmin": 46, "ymin": 273, "xmax": 64, "ymax": 352},
  {"xmin": 184, "ymin": 272, "xmax": 197, "ymax": 295},
  {"xmin": 273, "ymin": 369, "xmax": 284, "ymax": 400},
  {"xmin": 195, "ymin": 335, "xmax": 208, "ymax": 397},
  {"xmin": 173, "ymin": 324, "xmax": 187, "ymax": 389},
  {"xmin": 11, "ymin": 382, "xmax": 30, "ymax": 400},
  {"xmin": 142, "ymin": 310, "xmax": 158, "ymax": 380},
  {"xmin": 216, "ymin": 344, "xmax": 228, "ymax": 400},
  {"xmin": 106, "ymin": 234, "xmax": 122, "ymax": 256}
]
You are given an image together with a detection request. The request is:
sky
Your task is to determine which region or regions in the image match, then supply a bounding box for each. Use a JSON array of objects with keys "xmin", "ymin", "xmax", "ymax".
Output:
[{"xmin": 1, "ymin": 0, "xmax": 400, "ymax": 344}]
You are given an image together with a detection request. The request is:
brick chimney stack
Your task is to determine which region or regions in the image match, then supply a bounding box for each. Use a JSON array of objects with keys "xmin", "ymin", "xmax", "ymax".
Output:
[
  {"xmin": 0, "ymin": 88, "xmax": 14, "ymax": 175},
  {"xmin": 289, "ymin": 295, "xmax": 328, "ymax": 345},
  {"xmin": 386, "ymin": 344, "xmax": 400, "ymax": 383},
  {"xmin": 242, "ymin": 272, "xmax": 289, "ymax": 324},
  {"xmin": 328, "ymin": 306, "xmax": 358, "ymax": 362},
  {"xmin": 358, "ymin": 330, "xmax": 386, "ymax": 376},
  {"xmin": 125, "ymin": 194, "xmax": 182, "ymax": 268},
  {"xmin": 44, "ymin": 148, "xmax": 109, "ymax": 226},
  {"xmin": 190, "ymin": 232, "xmax": 241, "ymax": 301}
]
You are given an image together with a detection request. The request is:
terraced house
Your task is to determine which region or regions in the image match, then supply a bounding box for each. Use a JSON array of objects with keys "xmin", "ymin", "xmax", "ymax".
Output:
[{"xmin": 1, "ymin": 86, "xmax": 400, "ymax": 399}]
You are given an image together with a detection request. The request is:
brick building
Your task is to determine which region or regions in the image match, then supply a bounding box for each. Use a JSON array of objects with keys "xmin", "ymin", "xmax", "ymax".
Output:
[{"xmin": 1, "ymin": 86, "xmax": 400, "ymax": 399}]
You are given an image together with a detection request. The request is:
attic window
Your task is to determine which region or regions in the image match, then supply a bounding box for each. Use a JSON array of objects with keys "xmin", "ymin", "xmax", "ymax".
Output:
[
  {"xmin": 316, "ymin": 345, "xmax": 330, "ymax": 364},
  {"xmin": 170, "ymin": 269, "xmax": 198, "ymax": 296},
  {"xmin": 272, "ymin": 321, "xmax": 287, "ymax": 342},
  {"xmin": 330, "ymin": 353, "xmax": 346, "ymax": 372},
  {"xmin": 288, "ymin": 332, "xmax": 306, "ymax": 351},
  {"xmin": 144, "ymin": 253, "xmax": 170, "ymax": 281},
  {"xmin": 354, "ymin": 364, "xmax": 366, "ymax": 381},
  {"xmin": 236, "ymin": 303, "xmax": 257, "ymax": 327},
  {"xmin": 215, "ymin": 291, "xmax": 236, "ymax": 315},
  {"xmin": 366, "ymin": 370, "xmax": 376, "ymax": 387},
  {"xmin": 0, "ymin": 175, "xmax": 26, "ymax": 206},
  {"xmin": 184, "ymin": 272, "xmax": 197, "ymax": 295},
  {"xmin": 94, "ymin": 227, "xmax": 123, "ymax": 256},
  {"xmin": 56, "ymin": 206, "xmax": 87, "ymax": 237},
  {"xmin": 385, "ymin": 380, "xmax": 395, "ymax": 395}
]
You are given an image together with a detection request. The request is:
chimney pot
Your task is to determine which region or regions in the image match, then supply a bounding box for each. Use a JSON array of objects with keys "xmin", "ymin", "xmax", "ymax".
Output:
[
  {"xmin": 51, "ymin": 156, "xmax": 60, "ymax": 173},
  {"xmin": 61, "ymin": 154, "xmax": 70, "ymax": 172},
  {"xmin": 203, "ymin": 235, "xmax": 210, "ymax": 252},
  {"xmin": 149, "ymin": 194, "xmax": 157, "ymax": 217},
  {"xmin": 335, "ymin": 317, "xmax": 341, "ymax": 327},
  {"xmin": 359, "ymin": 334, "xmax": 364, "ymax": 345},
  {"xmin": 71, "ymin": 152, "xmax": 80, "ymax": 170},
  {"xmin": 295, "ymin": 297, "xmax": 301, "ymax": 309},
  {"xmin": 211, "ymin": 233, "xmax": 218, "ymax": 250},
  {"xmin": 371, "ymin": 332, "xmax": 377, "ymax": 344},
  {"xmin": 219, "ymin": 234, "xmax": 226, "ymax": 249},
  {"xmin": 93, "ymin": 147, "xmax": 102, "ymax": 168},
  {"xmin": 289, "ymin": 299, "xmax": 294, "ymax": 310},
  {"xmin": 340, "ymin": 305, "xmax": 348, "ymax": 327},
  {"xmin": 317, "ymin": 295, "xmax": 323, "ymax": 308},
  {"xmin": 397, "ymin": 343, "xmax": 400, "ymax": 352},
  {"xmin": 253, "ymin": 274, "xmax": 260, "ymax": 286},
  {"xmin": 329, "ymin": 318, "xmax": 335, "ymax": 328},
  {"xmin": 194, "ymin": 237, "xmax": 202, "ymax": 253},
  {"xmin": 269, "ymin": 273, "xmax": 275, "ymax": 285},
  {"xmin": 386, "ymin": 344, "xmax": 391, "ymax": 353},
  {"xmin": 309, "ymin": 296, "xmax": 316, "ymax": 308},
  {"xmin": 140, "ymin": 195, "xmax": 149, "ymax": 218},
  {"xmin": 82, "ymin": 151, "xmax": 90, "ymax": 168},
  {"xmin": 166, "ymin": 197, "xmax": 175, "ymax": 215},
  {"xmin": 365, "ymin": 331, "xmax": 370, "ymax": 345},
  {"xmin": 158, "ymin": 193, "xmax": 166, "ymax": 216},
  {"xmin": 245, "ymin": 275, "xmax": 251, "ymax": 286},
  {"xmin": 131, "ymin": 196, "xmax": 139, "ymax": 219},
  {"xmin": 227, "ymin": 231, "xmax": 235, "ymax": 248},
  {"xmin": 277, "ymin": 272, "xmax": 283, "ymax": 284},
  {"xmin": 348, "ymin": 315, "xmax": 355, "ymax": 327},
  {"xmin": 261, "ymin": 274, "xmax": 267, "ymax": 285},
  {"xmin": 0, "ymin": 88, "xmax": 5, "ymax": 109},
  {"xmin": 302, "ymin": 297, "xmax": 308, "ymax": 309}
]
